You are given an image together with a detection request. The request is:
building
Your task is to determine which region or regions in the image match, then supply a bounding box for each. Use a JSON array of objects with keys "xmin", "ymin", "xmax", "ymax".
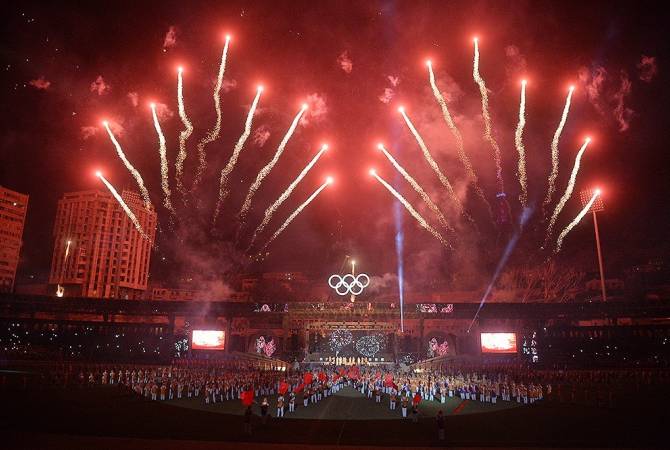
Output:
[
  {"xmin": 48, "ymin": 189, "xmax": 157, "ymax": 299},
  {"xmin": 0, "ymin": 186, "xmax": 29, "ymax": 293}
]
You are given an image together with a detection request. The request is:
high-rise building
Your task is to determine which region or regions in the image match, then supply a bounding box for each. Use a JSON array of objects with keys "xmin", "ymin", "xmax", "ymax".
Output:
[
  {"xmin": 49, "ymin": 189, "xmax": 157, "ymax": 299},
  {"xmin": 0, "ymin": 186, "xmax": 29, "ymax": 293}
]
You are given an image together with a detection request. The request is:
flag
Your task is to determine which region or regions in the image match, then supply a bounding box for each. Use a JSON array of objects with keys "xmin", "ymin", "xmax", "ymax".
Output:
[
  {"xmin": 279, "ymin": 381, "xmax": 289, "ymax": 395},
  {"xmin": 241, "ymin": 390, "xmax": 254, "ymax": 406}
]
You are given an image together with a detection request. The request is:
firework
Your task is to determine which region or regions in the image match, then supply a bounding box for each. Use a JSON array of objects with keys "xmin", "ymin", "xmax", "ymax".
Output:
[
  {"xmin": 544, "ymin": 86, "xmax": 575, "ymax": 213},
  {"xmin": 259, "ymin": 177, "xmax": 331, "ymax": 252},
  {"xmin": 150, "ymin": 103, "xmax": 175, "ymax": 214},
  {"xmin": 249, "ymin": 143, "xmax": 328, "ymax": 247},
  {"xmin": 175, "ymin": 66, "xmax": 193, "ymax": 198},
  {"xmin": 192, "ymin": 35, "xmax": 231, "ymax": 191},
  {"xmin": 355, "ymin": 335, "xmax": 382, "ymax": 358},
  {"xmin": 102, "ymin": 121, "xmax": 152, "ymax": 209},
  {"xmin": 427, "ymin": 60, "xmax": 490, "ymax": 214},
  {"xmin": 329, "ymin": 329, "xmax": 353, "ymax": 353},
  {"xmin": 473, "ymin": 38, "xmax": 504, "ymax": 194},
  {"xmin": 56, "ymin": 239, "xmax": 71, "ymax": 298},
  {"xmin": 554, "ymin": 189, "xmax": 600, "ymax": 253},
  {"xmin": 64, "ymin": 239, "xmax": 71, "ymax": 262},
  {"xmin": 238, "ymin": 104, "xmax": 307, "ymax": 221},
  {"xmin": 398, "ymin": 107, "xmax": 467, "ymax": 221},
  {"xmin": 97, "ymin": 172, "xmax": 150, "ymax": 241},
  {"xmin": 545, "ymin": 138, "xmax": 591, "ymax": 246},
  {"xmin": 370, "ymin": 169, "xmax": 451, "ymax": 249},
  {"xmin": 515, "ymin": 80, "xmax": 528, "ymax": 207},
  {"xmin": 378, "ymin": 143, "xmax": 453, "ymax": 234},
  {"xmin": 212, "ymin": 86, "xmax": 264, "ymax": 224}
]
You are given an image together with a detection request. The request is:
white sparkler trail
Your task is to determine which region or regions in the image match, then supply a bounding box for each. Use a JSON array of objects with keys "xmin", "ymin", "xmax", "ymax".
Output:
[
  {"xmin": 249, "ymin": 143, "xmax": 328, "ymax": 247},
  {"xmin": 544, "ymin": 86, "xmax": 574, "ymax": 213},
  {"xmin": 554, "ymin": 190, "xmax": 599, "ymax": 253},
  {"xmin": 212, "ymin": 86, "xmax": 263, "ymax": 225},
  {"xmin": 175, "ymin": 67, "xmax": 193, "ymax": 198},
  {"xmin": 378, "ymin": 144, "xmax": 453, "ymax": 234},
  {"xmin": 399, "ymin": 108, "xmax": 469, "ymax": 222},
  {"xmin": 192, "ymin": 36, "xmax": 231, "ymax": 191},
  {"xmin": 545, "ymin": 138, "xmax": 590, "ymax": 246},
  {"xmin": 427, "ymin": 61, "xmax": 490, "ymax": 214},
  {"xmin": 473, "ymin": 38, "xmax": 504, "ymax": 194},
  {"xmin": 97, "ymin": 173, "xmax": 150, "ymax": 241},
  {"xmin": 238, "ymin": 104, "xmax": 307, "ymax": 221},
  {"xmin": 102, "ymin": 121, "xmax": 152, "ymax": 209},
  {"xmin": 259, "ymin": 178, "xmax": 331, "ymax": 252},
  {"xmin": 515, "ymin": 80, "xmax": 528, "ymax": 207},
  {"xmin": 371, "ymin": 170, "xmax": 451, "ymax": 249},
  {"xmin": 150, "ymin": 103, "xmax": 175, "ymax": 214}
]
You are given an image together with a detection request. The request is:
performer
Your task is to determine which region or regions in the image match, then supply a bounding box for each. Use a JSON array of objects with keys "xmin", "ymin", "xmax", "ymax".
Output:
[
  {"xmin": 401, "ymin": 393, "xmax": 409, "ymax": 417},
  {"xmin": 277, "ymin": 395, "xmax": 285, "ymax": 418},
  {"xmin": 289, "ymin": 392, "xmax": 296, "ymax": 412},
  {"xmin": 389, "ymin": 390, "xmax": 397, "ymax": 410}
]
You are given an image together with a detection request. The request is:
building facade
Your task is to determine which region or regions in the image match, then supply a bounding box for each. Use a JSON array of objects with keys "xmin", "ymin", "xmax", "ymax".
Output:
[
  {"xmin": 49, "ymin": 189, "xmax": 157, "ymax": 299},
  {"xmin": 0, "ymin": 186, "xmax": 29, "ymax": 292}
]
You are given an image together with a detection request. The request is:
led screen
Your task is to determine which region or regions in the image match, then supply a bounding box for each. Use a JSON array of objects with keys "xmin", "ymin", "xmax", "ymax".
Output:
[
  {"xmin": 480, "ymin": 332, "xmax": 517, "ymax": 354},
  {"xmin": 191, "ymin": 330, "xmax": 226, "ymax": 350}
]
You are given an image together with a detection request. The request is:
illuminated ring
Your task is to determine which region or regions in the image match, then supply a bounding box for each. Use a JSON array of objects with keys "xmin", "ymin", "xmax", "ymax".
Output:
[{"xmin": 328, "ymin": 273, "xmax": 370, "ymax": 296}]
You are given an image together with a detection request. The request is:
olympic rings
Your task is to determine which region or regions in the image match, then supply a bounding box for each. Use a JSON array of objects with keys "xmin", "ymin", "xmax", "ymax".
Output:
[{"xmin": 328, "ymin": 273, "xmax": 370, "ymax": 296}]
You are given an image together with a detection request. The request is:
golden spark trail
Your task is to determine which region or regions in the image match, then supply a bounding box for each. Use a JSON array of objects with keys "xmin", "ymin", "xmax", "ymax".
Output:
[
  {"xmin": 259, "ymin": 178, "xmax": 331, "ymax": 252},
  {"xmin": 249, "ymin": 143, "xmax": 328, "ymax": 247},
  {"xmin": 545, "ymin": 138, "xmax": 590, "ymax": 246},
  {"xmin": 192, "ymin": 36, "xmax": 231, "ymax": 190},
  {"xmin": 103, "ymin": 121, "xmax": 152, "ymax": 209},
  {"xmin": 57, "ymin": 240, "xmax": 72, "ymax": 298},
  {"xmin": 427, "ymin": 61, "xmax": 490, "ymax": 214},
  {"xmin": 64, "ymin": 239, "xmax": 71, "ymax": 262},
  {"xmin": 515, "ymin": 80, "xmax": 528, "ymax": 207},
  {"xmin": 399, "ymin": 108, "xmax": 467, "ymax": 221},
  {"xmin": 212, "ymin": 86, "xmax": 263, "ymax": 224},
  {"xmin": 544, "ymin": 86, "xmax": 574, "ymax": 213},
  {"xmin": 175, "ymin": 67, "xmax": 193, "ymax": 198},
  {"xmin": 150, "ymin": 103, "xmax": 175, "ymax": 214},
  {"xmin": 238, "ymin": 104, "xmax": 307, "ymax": 221},
  {"xmin": 473, "ymin": 38, "xmax": 504, "ymax": 194},
  {"xmin": 378, "ymin": 144, "xmax": 453, "ymax": 234},
  {"xmin": 555, "ymin": 190, "xmax": 599, "ymax": 253},
  {"xmin": 371, "ymin": 170, "xmax": 451, "ymax": 249},
  {"xmin": 97, "ymin": 173, "xmax": 150, "ymax": 241}
]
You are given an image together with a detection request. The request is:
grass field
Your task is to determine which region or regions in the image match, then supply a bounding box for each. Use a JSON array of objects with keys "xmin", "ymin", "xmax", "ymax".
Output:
[{"xmin": 167, "ymin": 385, "xmax": 519, "ymax": 419}]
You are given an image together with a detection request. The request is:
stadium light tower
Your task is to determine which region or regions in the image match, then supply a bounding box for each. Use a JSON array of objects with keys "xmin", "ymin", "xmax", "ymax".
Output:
[{"xmin": 580, "ymin": 188, "xmax": 606, "ymax": 302}]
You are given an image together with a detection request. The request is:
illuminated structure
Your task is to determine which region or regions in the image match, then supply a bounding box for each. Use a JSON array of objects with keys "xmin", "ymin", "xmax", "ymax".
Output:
[
  {"xmin": 0, "ymin": 186, "xmax": 29, "ymax": 293},
  {"xmin": 48, "ymin": 189, "xmax": 157, "ymax": 299},
  {"xmin": 580, "ymin": 187, "xmax": 607, "ymax": 301}
]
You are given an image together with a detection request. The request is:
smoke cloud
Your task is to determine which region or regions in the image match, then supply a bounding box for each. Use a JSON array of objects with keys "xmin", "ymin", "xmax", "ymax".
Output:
[
  {"xmin": 337, "ymin": 51, "xmax": 353, "ymax": 74},
  {"xmin": 163, "ymin": 26, "xmax": 177, "ymax": 51},
  {"xmin": 28, "ymin": 76, "xmax": 51, "ymax": 90},
  {"xmin": 301, "ymin": 93, "xmax": 328, "ymax": 126},
  {"xmin": 89, "ymin": 75, "xmax": 110, "ymax": 95},
  {"xmin": 637, "ymin": 55, "xmax": 658, "ymax": 82}
]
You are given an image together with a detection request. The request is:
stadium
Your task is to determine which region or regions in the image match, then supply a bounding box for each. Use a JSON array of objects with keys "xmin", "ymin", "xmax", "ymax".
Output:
[{"xmin": 1, "ymin": 1, "xmax": 669, "ymax": 449}]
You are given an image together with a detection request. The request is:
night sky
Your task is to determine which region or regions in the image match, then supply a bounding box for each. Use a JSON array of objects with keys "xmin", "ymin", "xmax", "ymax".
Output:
[{"xmin": 1, "ymin": 0, "xmax": 668, "ymax": 291}]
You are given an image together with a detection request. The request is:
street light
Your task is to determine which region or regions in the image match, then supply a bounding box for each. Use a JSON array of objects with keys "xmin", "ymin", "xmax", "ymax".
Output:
[{"xmin": 580, "ymin": 188, "xmax": 606, "ymax": 302}]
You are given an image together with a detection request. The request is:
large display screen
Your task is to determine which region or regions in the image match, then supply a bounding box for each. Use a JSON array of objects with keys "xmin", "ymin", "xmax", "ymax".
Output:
[
  {"xmin": 480, "ymin": 332, "xmax": 517, "ymax": 354},
  {"xmin": 191, "ymin": 330, "xmax": 226, "ymax": 350}
]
